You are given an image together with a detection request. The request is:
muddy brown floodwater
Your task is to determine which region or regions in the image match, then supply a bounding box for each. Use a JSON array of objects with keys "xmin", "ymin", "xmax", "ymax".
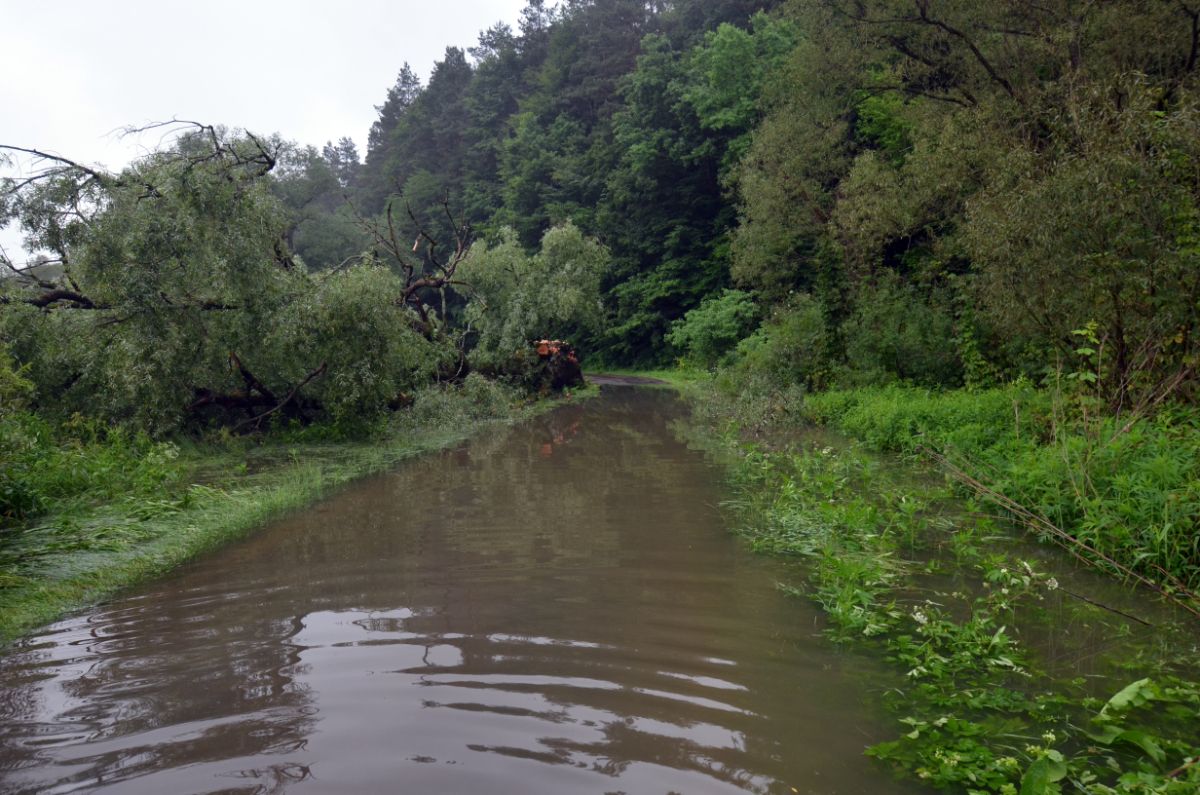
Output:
[{"xmin": 0, "ymin": 387, "xmax": 927, "ymax": 795}]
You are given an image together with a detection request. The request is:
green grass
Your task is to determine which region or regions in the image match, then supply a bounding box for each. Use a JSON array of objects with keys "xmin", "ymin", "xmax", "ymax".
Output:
[
  {"xmin": 0, "ymin": 387, "xmax": 576, "ymax": 644},
  {"xmin": 686, "ymin": 415, "xmax": 1200, "ymax": 794},
  {"xmin": 802, "ymin": 385, "xmax": 1200, "ymax": 594}
]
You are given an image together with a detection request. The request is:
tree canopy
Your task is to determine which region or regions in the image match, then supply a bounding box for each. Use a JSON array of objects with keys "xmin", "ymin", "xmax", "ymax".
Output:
[{"xmin": 5, "ymin": 0, "xmax": 1199, "ymax": 428}]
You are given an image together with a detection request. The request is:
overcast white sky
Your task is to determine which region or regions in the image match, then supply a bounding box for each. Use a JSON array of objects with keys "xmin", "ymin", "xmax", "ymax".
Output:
[{"xmin": 0, "ymin": 0, "xmax": 528, "ymax": 262}]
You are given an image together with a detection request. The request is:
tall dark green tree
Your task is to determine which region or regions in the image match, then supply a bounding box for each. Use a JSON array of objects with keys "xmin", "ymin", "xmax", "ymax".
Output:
[
  {"xmin": 363, "ymin": 64, "xmax": 422, "ymax": 207},
  {"xmin": 322, "ymin": 137, "xmax": 361, "ymax": 189}
]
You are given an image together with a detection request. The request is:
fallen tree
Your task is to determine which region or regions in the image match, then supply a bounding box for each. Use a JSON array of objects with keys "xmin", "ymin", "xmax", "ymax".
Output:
[{"xmin": 0, "ymin": 124, "xmax": 468, "ymax": 433}]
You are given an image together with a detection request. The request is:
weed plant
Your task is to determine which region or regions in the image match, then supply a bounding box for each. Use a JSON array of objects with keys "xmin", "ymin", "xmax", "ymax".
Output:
[
  {"xmin": 0, "ymin": 377, "xmax": 567, "ymax": 642},
  {"xmin": 709, "ymin": 432, "xmax": 1200, "ymax": 794},
  {"xmin": 802, "ymin": 386, "xmax": 1200, "ymax": 594},
  {"xmin": 1, "ymin": 412, "xmax": 185, "ymax": 523}
]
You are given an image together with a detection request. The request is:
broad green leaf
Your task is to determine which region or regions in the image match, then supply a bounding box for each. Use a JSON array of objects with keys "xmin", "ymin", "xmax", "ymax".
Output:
[
  {"xmin": 1101, "ymin": 678, "xmax": 1156, "ymax": 717},
  {"xmin": 1084, "ymin": 724, "xmax": 1124, "ymax": 745},
  {"xmin": 1020, "ymin": 752, "xmax": 1068, "ymax": 795},
  {"xmin": 1114, "ymin": 729, "xmax": 1166, "ymax": 764}
]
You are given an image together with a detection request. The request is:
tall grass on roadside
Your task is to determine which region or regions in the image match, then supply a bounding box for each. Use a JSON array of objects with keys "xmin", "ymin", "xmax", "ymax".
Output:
[
  {"xmin": 1, "ymin": 413, "xmax": 184, "ymax": 525},
  {"xmin": 703, "ymin": 426, "xmax": 1200, "ymax": 795},
  {"xmin": 802, "ymin": 385, "xmax": 1200, "ymax": 597}
]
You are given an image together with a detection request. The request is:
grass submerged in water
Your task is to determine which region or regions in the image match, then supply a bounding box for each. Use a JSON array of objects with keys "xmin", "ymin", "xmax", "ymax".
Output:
[
  {"xmin": 802, "ymin": 385, "xmax": 1200, "ymax": 598},
  {"xmin": 0, "ymin": 385, "xmax": 587, "ymax": 645},
  {"xmin": 675, "ymin": 400, "xmax": 1200, "ymax": 794}
]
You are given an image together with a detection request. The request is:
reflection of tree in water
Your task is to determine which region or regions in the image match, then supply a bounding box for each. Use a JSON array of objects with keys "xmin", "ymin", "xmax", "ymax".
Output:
[
  {"xmin": 228, "ymin": 387, "xmax": 720, "ymax": 612},
  {"xmin": 0, "ymin": 644, "xmax": 56, "ymax": 781},
  {"xmin": 0, "ymin": 651, "xmax": 49, "ymax": 727},
  {"xmin": 553, "ymin": 715, "xmax": 770, "ymax": 793},
  {"xmin": 317, "ymin": 388, "xmax": 793, "ymax": 792},
  {"xmin": 413, "ymin": 670, "xmax": 779, "ymax": 794}
]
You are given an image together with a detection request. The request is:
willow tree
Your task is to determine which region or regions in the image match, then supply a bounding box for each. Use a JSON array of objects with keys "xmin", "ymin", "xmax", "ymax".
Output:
[
  {"xmin": 458, "ymin": 222, "xmax": 608, "ymax": 366},
  {"xmin": 1, "ymin": 124, "xmax": 460, "ymax": 433}
]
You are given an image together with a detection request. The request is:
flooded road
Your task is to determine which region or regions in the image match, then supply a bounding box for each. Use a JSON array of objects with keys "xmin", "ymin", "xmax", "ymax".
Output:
[{"xmin": 0, "ymin": 388, "xmax": 921, "ymax": 794}]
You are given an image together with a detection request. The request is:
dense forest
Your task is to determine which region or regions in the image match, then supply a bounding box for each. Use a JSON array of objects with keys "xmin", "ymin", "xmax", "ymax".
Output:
[
  {"xmin": 272, "ymin": 0, "xmax": 1199, "ymax": 397},
  {"xmin": 3, "ymin": 1, "xmax": 1200, "ymax": 792},
  {"xmin": 7, "ymin": 0, "xmax": 1200, "ymax": 413}
]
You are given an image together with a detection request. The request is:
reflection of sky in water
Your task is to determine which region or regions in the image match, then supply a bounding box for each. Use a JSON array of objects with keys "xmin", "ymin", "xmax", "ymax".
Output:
[
  {"xmin": 292, "ymin": 606, "xmax": 765, "ymax": 789},
  {"xmin": 0, "ymin": 389, "xmax": 922, "ymax": 795}
]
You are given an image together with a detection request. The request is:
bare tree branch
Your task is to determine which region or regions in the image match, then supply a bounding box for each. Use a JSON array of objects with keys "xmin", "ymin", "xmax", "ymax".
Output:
[
  {"xmin": 0, "ymin": 144, "xmax": 114, "ymax": 187},
  {"xmin": 230, "ymin": 361, "xmax": 328, "ymax": 433},
  {"xmin": 912, "ymin": 0, "xmax": 1017, "ymax": 98}
]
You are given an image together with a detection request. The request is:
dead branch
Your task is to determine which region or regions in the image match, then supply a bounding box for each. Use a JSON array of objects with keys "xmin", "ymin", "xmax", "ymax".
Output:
[
  {"xmin": 187, "ymin": 387, "xmax": 275, "ymax": 414},
  {"xmin": 120, "ymin": 119, "xmax": 278, "ymax": 179},
  {"xmin": 0, "ymin": 288, "xmax": 102, "ymax": 310},
  {"xmin": 230, "ymin": 361, "xmax": 327, "ymax": 433},
  {"xmin": 1167, "ymin": 755, "xmax": 1199, "ymax": 779},
  {"xmin": 344, "ymin": 193, "xmax": 472, "ymax": 335},
  {"xmin": 1058, "ymin": 586, "xmax": 1153, "ymax": 627},
  {"xmin": 913, "ymin": 0, "xmax": 1017, "ymax": 99},
  {"xmin": 0, "ymin": 144, "xmax": 114, "ymax": 187},
  {"xmin": 386, "ymin": 201, "xmax": 414, "ymax": 283},
  {"xmin": 229, "ymin": 351, "xmax": 278, "ymax": 404}
]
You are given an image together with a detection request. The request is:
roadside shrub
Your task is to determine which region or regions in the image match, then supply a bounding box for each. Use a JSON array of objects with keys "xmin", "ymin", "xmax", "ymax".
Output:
[
  {"xmin": 727, "ymin": 293, "xmax": 829, "ymax": 389},
  {"xmin": 403, "ymin": 374, "xmax": 522, "ymax": 430},
  {"xmin": 0, "ymin": 413, "xmax": 183, "ymax": 524},
  {"xmin": 803, "ymin": 384, "xmax": 1048, "ymax": 455},
  {"xmin": 457, "ymin": 372, "xmax": 523, "ymax": 420},
  {"xmin": 840, "ymin": 275, "xmax": 962, "ymax": 388},
  {"xmin": 1001, "ymin": 409, "xmax": 1200, "ymax": 582},
  {"xmin": 701, "ymin": 370, "xmax": 808, "ymax": 431},
  {"xmin": 666, "ymin": 289, "xmax": 759, "ymax": 368},
  {"xmin": 804, "ymin": 384, "xmax": 1200, "ymax": 588},
  {"xmin": 0, "ymin": 415, "xmax": 44, "ymax": 521},
  {"xmin": 0, "ymin": 346, "xmax": 32, "ymax": 415}
]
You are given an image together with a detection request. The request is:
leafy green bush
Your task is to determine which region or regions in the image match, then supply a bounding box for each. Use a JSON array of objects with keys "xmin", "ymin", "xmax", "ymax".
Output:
[
  {"xmin": 0, "ymin": 346, "xmax": 32, "ymax": 416},
  {"xmin": 666, "ymin": 289, "xmax": 759, "ymax": 368},
  {"xmin": 403, "ymin": 374, "xmax": 522, "ymax": 430},
  {"xmin": 727, "ymin": 293, "xmax": 829, "ymax": 389},
  {"xmin": 840, "ymin": 274, "xmax": 963, "ymax": 388},
  {"xmin": 0, "ymin": 413, "xmax": 183, "ymax": 524}
]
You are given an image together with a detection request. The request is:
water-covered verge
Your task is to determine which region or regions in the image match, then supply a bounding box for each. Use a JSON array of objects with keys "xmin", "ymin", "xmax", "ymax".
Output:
[
  {"xmin": 673, "ymin": 384, "xmax": 1200, "ymax": 794},
  {"xmin": 0, "ymin": 381, "xmax": 587, "ymax": 645},
  {"xmin": 1, "ymin": 386, "xmax": 926, "ymax": 795}
]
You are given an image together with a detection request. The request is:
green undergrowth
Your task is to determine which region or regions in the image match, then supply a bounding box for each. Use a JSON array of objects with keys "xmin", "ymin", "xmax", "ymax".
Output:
[
  {"xmin": 683, "ymin": 416, "xmax": 1200, "ymax": 794},
  {"xmin": 802, "ymin": 385, "xmax": 1200, "ymax": 597},
  {"xmin": 676, "ymin": 386, "xmax": 1200, "ymax": 795},
  {"xmin": 0, "ymin": 379, "xmax": 588, "ymax": 643}
]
